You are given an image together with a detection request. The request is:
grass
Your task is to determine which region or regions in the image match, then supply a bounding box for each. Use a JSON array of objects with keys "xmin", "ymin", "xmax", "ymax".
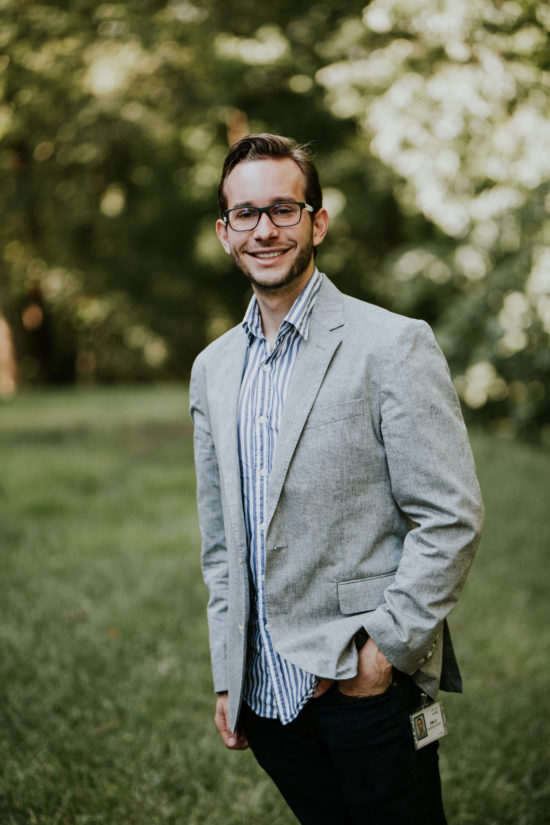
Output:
[{"xmin": 0, "ymin": 385, "xmax": 548, "ymax": 824}]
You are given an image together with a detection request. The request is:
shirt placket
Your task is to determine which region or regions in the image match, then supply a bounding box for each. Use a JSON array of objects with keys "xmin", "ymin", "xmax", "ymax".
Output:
[{"xmin": 254, "ymin": 342, "xmax": 289, "ymax": 716}]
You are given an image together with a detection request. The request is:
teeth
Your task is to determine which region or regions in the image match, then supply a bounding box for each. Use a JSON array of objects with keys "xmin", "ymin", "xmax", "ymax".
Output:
[{"xmin": 254, "ymin": 251, "xmax": 283, "ymax": 258}]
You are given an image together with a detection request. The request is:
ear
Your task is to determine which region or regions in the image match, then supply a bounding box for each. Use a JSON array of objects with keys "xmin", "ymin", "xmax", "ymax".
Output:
[
  {"xmin": 216, "ymin": 218, "xmax": 231, "ymax": 254},
  {"xmin": 312, "ymin": 208, "xmax": 329, "ymax": 248}
]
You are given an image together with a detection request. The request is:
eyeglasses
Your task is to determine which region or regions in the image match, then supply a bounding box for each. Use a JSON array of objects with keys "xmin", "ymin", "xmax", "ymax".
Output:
[{"xmin": 223, "ymin": 201, "xmax": 314, "ymax": 232}]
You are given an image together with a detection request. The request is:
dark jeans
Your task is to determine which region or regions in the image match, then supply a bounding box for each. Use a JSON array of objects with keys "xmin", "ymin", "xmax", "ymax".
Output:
[{"xmin": 240, "ymin": 673, "xmax": 447, "ymax": 825}]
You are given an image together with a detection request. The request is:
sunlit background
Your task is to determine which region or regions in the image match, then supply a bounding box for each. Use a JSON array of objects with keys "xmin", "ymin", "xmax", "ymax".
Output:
[{"xmin": 1, "ymin": 0, "xmax": 549, "ymax": 440}]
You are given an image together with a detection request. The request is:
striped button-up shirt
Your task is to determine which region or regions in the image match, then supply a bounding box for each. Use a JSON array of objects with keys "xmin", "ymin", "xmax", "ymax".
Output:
[{"xmin": 238, "ymin": 269, "xmax": 323, "ymax": 725}]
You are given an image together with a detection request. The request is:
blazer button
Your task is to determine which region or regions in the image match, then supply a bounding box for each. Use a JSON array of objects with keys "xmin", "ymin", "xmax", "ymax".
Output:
[{"xmin": 238, "ymin": 622, "xmax": 244, "ymax": 634}]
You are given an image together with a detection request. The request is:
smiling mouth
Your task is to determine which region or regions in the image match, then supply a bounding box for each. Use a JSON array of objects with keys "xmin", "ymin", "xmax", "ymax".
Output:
[{"xmin": 249, "ymin": 249, "xmax": 289, "ymax": 259}]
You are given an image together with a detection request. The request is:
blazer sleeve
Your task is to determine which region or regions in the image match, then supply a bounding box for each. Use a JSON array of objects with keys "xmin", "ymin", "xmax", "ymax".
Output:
[
  {"xmin": 189, "ymin": 354, "xmax": 229, "ymax": 693},
  {"xmin": 363, "ymin": 320, "xmax": 484, "ymax": 675}
]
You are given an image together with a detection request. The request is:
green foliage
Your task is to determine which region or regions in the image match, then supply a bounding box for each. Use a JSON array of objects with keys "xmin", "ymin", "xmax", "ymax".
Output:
[
  {"xmin": 1, "ymin": 1, "xmax": 549, "ymax": 438},
  {"xmin": 0, "ymin": 0, "xmax": 367, "ymax": 385},
  {"xmin": 317, "ymin": 0, "xmax": 550, "ymax": 440},
  {"xmin": 0, "ymin": 386, "xmax": 549, "ymax": 824}
]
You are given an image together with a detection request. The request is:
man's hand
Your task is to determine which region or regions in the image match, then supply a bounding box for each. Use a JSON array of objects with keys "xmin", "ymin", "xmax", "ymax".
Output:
[
  {"xmin": 312, "ymin": 677, "xmax": 335, "ymax": 698},
  {"xmin": 214, "ymin": 692, "xmax": 249, "ymax": 750},
  {"xmin": 338, "ymin": 637, "xmax": 393, "ymax": 698}
]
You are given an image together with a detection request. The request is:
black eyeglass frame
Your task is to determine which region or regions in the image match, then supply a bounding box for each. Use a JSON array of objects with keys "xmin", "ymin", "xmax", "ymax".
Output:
[{"xmin": 223, "ymin": 201, "xmax": 314, "ymax": 231}]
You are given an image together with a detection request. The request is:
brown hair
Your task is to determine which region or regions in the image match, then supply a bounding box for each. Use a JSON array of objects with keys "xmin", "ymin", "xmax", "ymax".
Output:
[{"xmin": 217, "ymin": 133, "xmax": 323, "ymax": 216}]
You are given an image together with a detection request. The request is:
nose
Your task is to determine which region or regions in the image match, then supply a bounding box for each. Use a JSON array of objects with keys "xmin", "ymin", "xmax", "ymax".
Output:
[{"xmin": 254, "ymin": 211, "xmax": 279, "ymax": 239}]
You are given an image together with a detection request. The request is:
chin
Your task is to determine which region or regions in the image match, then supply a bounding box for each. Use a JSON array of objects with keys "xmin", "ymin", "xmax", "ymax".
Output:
[{"xmin": 247, "ymin": 268, "xmax": 305, "ymax": 293}]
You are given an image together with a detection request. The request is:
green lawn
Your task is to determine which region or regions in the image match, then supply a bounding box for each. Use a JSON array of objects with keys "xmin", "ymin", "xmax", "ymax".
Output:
[{"xmin": 0, "ymin": 386, "xmax": 548, "ymax": 825}]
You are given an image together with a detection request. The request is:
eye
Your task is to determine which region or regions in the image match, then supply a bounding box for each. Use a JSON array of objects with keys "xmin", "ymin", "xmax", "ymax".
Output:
[
  {"xmin": 234, "ymin": 207, "xmax": 258, "ymax": 220},
  {"xmin": 272, "ymin": 203, "xmax": 296, "ymax": 216}
]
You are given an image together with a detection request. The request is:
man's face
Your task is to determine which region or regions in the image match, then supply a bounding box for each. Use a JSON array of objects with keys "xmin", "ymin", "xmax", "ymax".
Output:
[{"xmin": 216, "ymin": 158, "xmax": 328, "ymax": 294}]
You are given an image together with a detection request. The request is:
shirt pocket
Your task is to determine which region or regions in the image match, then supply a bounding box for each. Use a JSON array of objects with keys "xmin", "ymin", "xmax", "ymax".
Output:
[
  {"xmin": 337, "ymin": 571, "xmax": 396, "ymax": 615},
  {"xmin": 304, "ymin": 397, "xmax": 365, "ymax": 429}
]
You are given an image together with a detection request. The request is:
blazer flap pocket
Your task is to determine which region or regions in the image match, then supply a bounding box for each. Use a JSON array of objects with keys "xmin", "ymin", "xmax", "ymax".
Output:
[
  {"xmin": 337, "ymin": 571, "xmax": 396, "ymax": 615},
  {"xmin": 305, "ymin": 397, "xmax": 365, "ymax": 429}
]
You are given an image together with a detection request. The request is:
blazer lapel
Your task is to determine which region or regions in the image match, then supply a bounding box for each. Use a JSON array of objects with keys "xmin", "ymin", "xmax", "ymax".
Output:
[{"xmin": 266, "ymin": 278, "xmax": 344, "ymax": 528}]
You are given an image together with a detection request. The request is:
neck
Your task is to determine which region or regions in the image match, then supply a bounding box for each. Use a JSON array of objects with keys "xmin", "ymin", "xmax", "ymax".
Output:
[{"xmin": 254, "ymin": 266, "xmax": 314, "ymax": 348}]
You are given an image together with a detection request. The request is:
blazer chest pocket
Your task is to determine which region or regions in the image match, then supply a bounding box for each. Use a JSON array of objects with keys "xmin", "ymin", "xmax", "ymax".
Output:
[
  {"xmin": 337, "ymin": 571, "xmax": 396, "ymax": 615},
  {"xmin": 304, "ymin": 397, "xmax": 365, "ymax": 429}
]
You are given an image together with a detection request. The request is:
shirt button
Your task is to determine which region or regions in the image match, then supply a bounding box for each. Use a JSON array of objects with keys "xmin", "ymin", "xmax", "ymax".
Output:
[
  {"xmin": 262, "ymin": 364, "xmax": 270, "ymax": 372},
  {"xmin": 259, "ymin": 468, "xmax": 268, "ymax": 477},
  {"xmin": 257, "ymin": 415, "xmax": 267, "ymax": 424}
]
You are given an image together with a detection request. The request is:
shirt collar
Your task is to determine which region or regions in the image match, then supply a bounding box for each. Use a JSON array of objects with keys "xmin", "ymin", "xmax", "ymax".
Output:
[{"xmin": 242, "ymin": 268, "xmax": 323, "ymax": 345}]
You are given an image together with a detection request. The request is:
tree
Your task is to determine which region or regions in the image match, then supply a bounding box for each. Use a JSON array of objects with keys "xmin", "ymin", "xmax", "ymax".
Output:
[
  {"xmin": 315, "ymin": 0, "xmax": 550, "ymax": 439},
  {"xmin": 1, "ymin": 0, "xmax": 548, "ymax": 439},
  {"xmin": 1, "ymin": 0, "xmax": 370, "ymax": 382}
]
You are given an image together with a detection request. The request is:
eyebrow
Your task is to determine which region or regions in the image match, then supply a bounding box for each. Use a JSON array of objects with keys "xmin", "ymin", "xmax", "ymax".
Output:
[{"xmin": 230, "ymin": 196, "xmax": 298, "ymax": 208}]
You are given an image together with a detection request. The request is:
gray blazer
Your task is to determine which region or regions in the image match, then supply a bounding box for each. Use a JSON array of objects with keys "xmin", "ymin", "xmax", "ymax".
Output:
[{"xmin": 190, "ymin": 275, "xmax": 484, "ymax": 731}]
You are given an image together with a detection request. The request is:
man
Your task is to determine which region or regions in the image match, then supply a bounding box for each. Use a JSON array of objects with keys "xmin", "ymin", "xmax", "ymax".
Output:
[{"xmin": 190, "ymin": 134, "xmax": 484, "ymax": 825}]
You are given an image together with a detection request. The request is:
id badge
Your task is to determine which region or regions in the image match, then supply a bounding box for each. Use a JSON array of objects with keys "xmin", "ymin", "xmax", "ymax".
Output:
[{"xmin": 410, "ymin": 695, "xmax": 448, "ymax": 750}]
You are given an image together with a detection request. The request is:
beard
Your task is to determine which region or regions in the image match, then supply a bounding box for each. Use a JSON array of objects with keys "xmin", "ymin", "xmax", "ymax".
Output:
[{"xmin": 231, "ymin": 232, "xmax": 315, "ymax": 294}]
